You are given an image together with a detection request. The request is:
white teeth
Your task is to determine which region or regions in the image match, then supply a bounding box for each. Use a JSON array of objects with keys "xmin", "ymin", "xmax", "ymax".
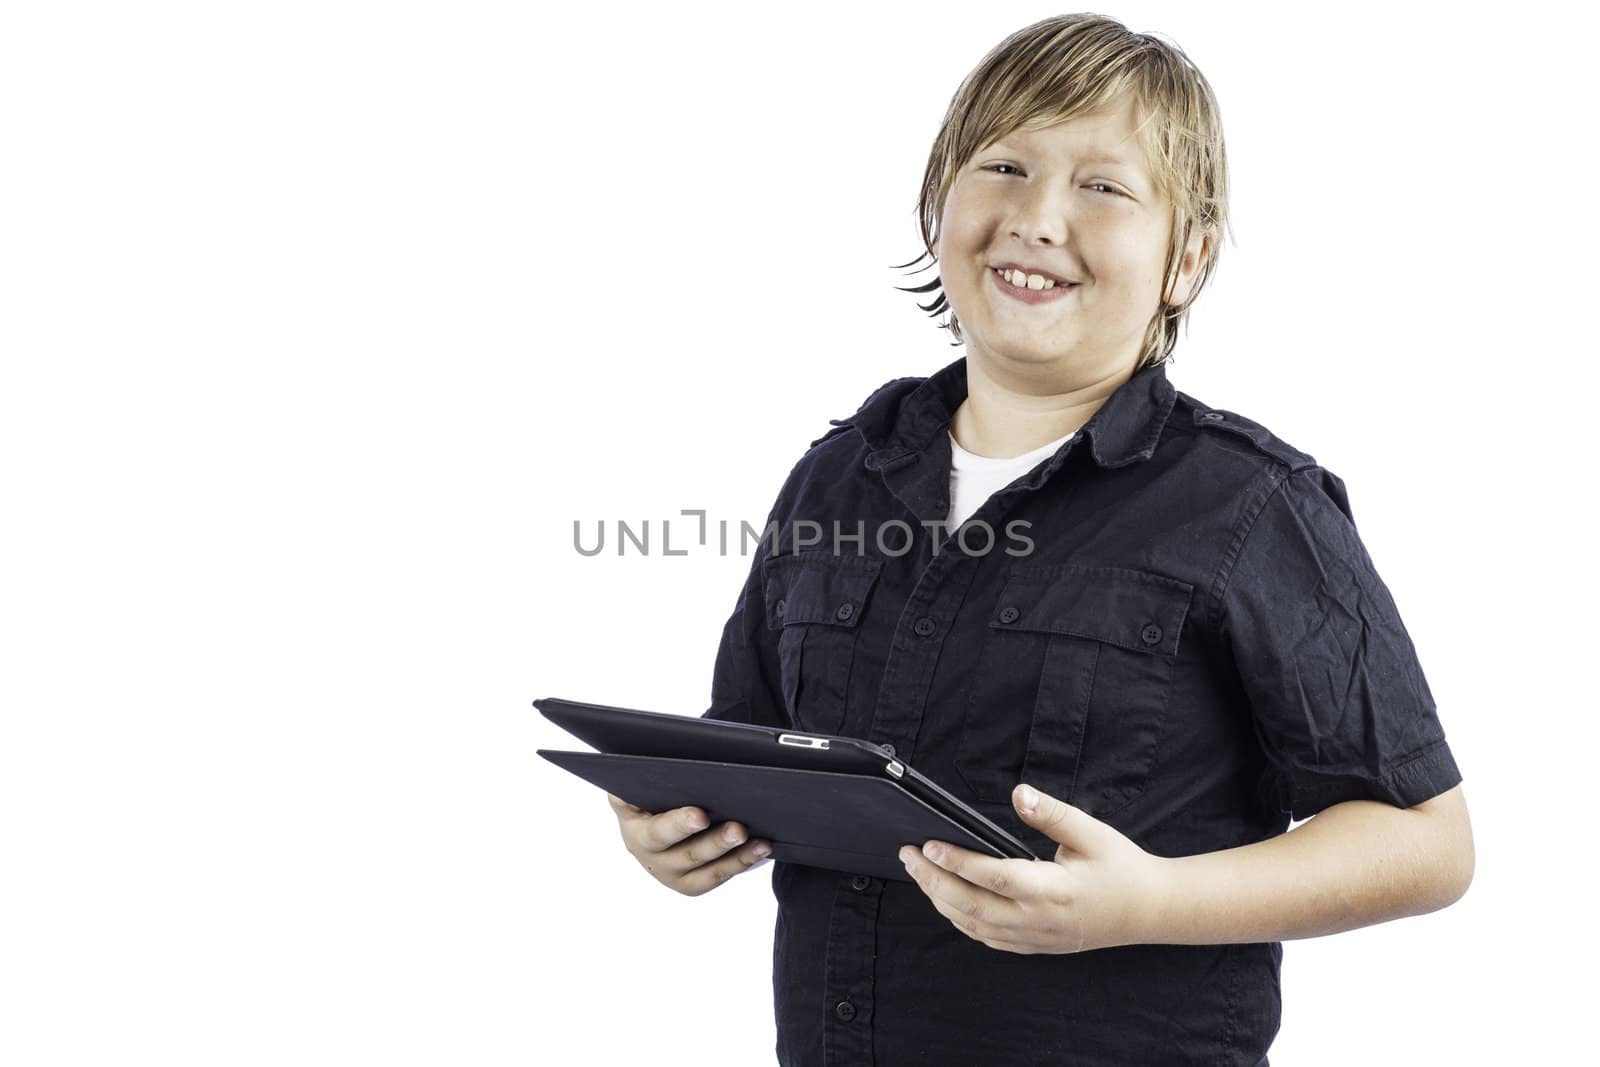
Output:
[{"xmin": 997, "ymin": 268, "xmax": 1064, "ymax": 290}]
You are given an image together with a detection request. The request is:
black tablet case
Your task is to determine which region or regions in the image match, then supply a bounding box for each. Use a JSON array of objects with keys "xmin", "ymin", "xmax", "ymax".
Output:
[{"xmin": 535, "ymin": 697, "xmax": 1047, "ymax": 883}]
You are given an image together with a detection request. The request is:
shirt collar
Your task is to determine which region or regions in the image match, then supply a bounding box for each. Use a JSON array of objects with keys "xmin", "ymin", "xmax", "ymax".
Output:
[{"xmin": 846, "ymin": 356, "xmax": 1177, "ymax": 473}]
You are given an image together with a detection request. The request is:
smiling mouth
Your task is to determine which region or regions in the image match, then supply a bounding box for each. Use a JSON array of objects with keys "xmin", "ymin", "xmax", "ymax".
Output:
[
  {"xmin": 991, "ymin": 267, "xmax": 1077, "ymax": 290},
  {"xmin": 990, "ymin": 267, "xmax": 1079, "ymax": 301}
]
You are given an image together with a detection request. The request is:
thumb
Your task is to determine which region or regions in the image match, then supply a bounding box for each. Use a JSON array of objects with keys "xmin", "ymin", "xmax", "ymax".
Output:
[{"xmin": 1014, "ymin": 783, "xmax": 1103, "ymax": 857}]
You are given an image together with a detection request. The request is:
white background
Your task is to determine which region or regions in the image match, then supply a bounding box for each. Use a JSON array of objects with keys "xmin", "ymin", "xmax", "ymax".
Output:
[{"xmin": 3, "ymin": 1, "xmax": 1596, "ymax": 1063}]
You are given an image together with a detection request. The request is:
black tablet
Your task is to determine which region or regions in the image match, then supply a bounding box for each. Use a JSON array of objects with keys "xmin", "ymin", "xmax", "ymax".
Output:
[{"xmin": 535, "ymin": 696, "xmax": 1047, "ymax": 883}]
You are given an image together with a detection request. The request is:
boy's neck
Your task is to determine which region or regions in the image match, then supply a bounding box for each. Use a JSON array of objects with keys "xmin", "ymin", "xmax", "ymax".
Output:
[{"xmin": 950, "ymin": 353, "xmax": 1132, "ymax": 459}]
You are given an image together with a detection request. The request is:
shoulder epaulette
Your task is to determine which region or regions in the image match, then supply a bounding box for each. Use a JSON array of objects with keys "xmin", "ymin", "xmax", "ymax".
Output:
[
  {"xmin": 807, "ymin": 419, "xmax": 855, "ymax": 449},
  {"xmin": 1187, "ymin": 403, "xmax": 1319, "ymax": 472}
]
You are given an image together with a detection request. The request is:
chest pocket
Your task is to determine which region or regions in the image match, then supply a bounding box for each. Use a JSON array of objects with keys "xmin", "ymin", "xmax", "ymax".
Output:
[
  {"xmin": 761, "ymin": 552, "xmax": 883, "ymax": 736},
  {"xmin": 955, "ymin": 564, "xmax": 1194, "ymax": 817}
]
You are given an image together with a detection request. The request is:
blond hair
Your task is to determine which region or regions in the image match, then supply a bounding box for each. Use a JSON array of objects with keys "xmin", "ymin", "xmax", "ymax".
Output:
[{"xmin": 895, "ymin": 13, "xmax": 1232, "ymax": 370}]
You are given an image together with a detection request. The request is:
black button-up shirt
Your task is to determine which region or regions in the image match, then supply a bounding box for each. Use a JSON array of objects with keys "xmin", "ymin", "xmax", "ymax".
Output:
[{"xmin": 700, "ymin": 355, "xmax": 1462, "ymax": 1066}]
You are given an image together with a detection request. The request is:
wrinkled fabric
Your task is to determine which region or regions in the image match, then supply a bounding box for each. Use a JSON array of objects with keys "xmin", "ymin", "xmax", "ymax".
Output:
[{"xmin": 700, "ymin": 355, "xmax": 1460, "ymax": 1066}]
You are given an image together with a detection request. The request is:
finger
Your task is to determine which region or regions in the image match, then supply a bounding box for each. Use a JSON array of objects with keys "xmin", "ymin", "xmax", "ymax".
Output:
[
  {"xmin": 676, "ymin": 839, "xmax": 775, "ymax": 897},
  {"xmin": 916, "ymin": 840, "xmax": 1033, "ymax": 900},
  {"xmin": 924, "ymin": 891, "xmax": 1017, "ymax": 952},
  {"xmin": 915, "ymin": 883, "xmax": 1031, "ymax": 953},
  {"xmin": 1014, "ymin": 783, "xmax": 1109, "ymax": 858},
  {"xmin": 653, "ymin": 820, "xmax": 751, "ymax": 875},
  {"xmin": 899, "ymin": 843, "xmax": 1015, "ymax": 925},
  {"xmin": 606, "ymin": 793, "xmax": 646, "ymax": 817},
  {"xmin": 636, "ymin": 806, "xmax": 711, "ymax": 852},
  {"xmin": 929, "ymin": 895, "xmax": 984, "ymax": 939}
]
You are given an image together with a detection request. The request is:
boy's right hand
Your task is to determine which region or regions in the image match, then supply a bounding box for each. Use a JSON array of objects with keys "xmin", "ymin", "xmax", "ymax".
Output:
[{"xmin": 607, "ymin": 793, "xmax": 774, "ymax": 897}]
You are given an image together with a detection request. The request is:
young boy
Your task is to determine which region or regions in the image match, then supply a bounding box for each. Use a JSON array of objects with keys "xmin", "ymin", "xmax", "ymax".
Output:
[{"xmin": 608, "ymin": 13, "xmax": 1471, "ymax": 1065}]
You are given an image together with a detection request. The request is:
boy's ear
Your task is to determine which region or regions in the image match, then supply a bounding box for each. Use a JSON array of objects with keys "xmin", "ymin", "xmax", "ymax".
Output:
[{"xmin": 1165, "ymin": 225, "xmax": 1214, "ymax": 306}]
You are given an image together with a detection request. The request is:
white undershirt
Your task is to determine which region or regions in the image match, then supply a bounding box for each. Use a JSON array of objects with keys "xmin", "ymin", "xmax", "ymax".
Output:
[{"xmin": 946, "ymin": 427, "xmax": 1077, "ymax": 530}]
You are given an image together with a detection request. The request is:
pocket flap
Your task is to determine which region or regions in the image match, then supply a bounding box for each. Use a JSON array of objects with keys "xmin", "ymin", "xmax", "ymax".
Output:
[
  {"xmin": 988, "ymin": 564, "xmax": 1193, "ymax": 656},
  {"xmin": 762, "ymin": 551, "xmax": 883, "ymax": 630}
]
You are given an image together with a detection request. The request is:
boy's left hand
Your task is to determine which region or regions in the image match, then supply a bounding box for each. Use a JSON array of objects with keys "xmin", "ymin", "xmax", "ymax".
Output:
[{"xmin": 898, "ymin": 783, "xmax": 1170, "ymax": 954}]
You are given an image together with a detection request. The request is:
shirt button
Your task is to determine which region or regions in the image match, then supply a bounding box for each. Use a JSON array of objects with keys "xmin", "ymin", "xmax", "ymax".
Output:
[
  {"xmin": 1201, "ymin": 412, "xmax": 1225, "ymax": 422},
  {"xmin": 881, "ymin": 743, "xmax": 896, "ymax": 757},
  {"xmin": 850, "ymin": 875, "xmax": 871, "ymax": 891},
  {"xmin": 775, "ymin": 598, "xmax": 786, "ymax": 617},
  {"xmin": 834, "ymin": 1000, "xmax": 857, "ymax": 1022},
  {"xmin": 913, "ymin": 616, "xmax": 936, "ymax": 637},
  {"xmin": 998, "ymin": 606, "xmax": 1020, "ymax": 624},
  {"xmin": 835, "ymin": 602, "xmax": 854, "ymax": 622},
  {"xmin": 1140, "ymin": 622, "xmax": 1163, "ymax": 646}
]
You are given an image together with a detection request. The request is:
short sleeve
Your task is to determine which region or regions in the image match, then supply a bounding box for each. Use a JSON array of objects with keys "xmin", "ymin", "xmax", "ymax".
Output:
[
  {"xmin": 1218, "ymin": 466, "xmax": 1462, "ymax": 820},
  {"xmin": 698, "ymin": 460, "xmax": 801, "ymax": 730},
  {"xmin": 699, "ymin": 539, "xmax": 790, "ymax": 730}
]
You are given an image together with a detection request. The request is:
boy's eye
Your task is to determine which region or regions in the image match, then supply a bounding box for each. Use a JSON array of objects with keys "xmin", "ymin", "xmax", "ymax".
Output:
[{"xmin": 980, "ymin": 165, "xmax": 1123, "ymax": 196}]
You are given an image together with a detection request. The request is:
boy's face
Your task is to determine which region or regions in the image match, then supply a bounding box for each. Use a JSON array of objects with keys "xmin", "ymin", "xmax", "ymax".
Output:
[{"xmin": 935, "ymin": 92, "xmax": 1208, "ymax": 382}]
